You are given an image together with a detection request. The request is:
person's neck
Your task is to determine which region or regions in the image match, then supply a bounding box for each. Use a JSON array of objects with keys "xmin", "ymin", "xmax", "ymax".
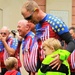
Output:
[
  {"xmin": 24, "ymin": 30, "xmax": 30, "ymax": 38},
  {"xmin": 9, "ymin": 68, "xmax": 16, "ymax": 71},
  {"xmin": 39, "ymin": 10, "xmax": 46, "ymax": 21}
]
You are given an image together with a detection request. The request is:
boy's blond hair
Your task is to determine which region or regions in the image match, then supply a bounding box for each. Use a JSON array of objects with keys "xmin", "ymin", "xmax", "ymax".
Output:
[
  {"xmin": 4, "ymin": 57, "xmax": 18, "ymax": 70},
  {"xmin": 43, "ymin": 38, "xmax": 62, "ymax": 50}
]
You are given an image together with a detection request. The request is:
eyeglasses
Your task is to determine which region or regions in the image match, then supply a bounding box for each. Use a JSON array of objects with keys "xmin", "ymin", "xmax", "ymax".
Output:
[
  {"xmin": 0, "ymin": 32, "xmax": 7, "ymax": 35},
  {"xmin": 24, "ymin": 12, "xmax": 34, "ymax": 20}
]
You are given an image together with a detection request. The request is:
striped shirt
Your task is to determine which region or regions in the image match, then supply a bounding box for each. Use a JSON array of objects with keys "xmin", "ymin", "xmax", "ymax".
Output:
[{"xmin": 22, "ymin": 31, "xmax": 36, "ymax": 72}]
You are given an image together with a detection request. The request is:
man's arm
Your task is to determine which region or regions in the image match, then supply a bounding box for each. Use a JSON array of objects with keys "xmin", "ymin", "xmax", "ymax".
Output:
[
  {"xmin": 60, "ymin": 32, "xmax": 75, "ymax": 53},
  {"xmin": 1, "ymin": 36, "xmax": 18, "ymax": 56},
  {"xmin": 2, "ymin": 39, "xmax": 15, "ymax": 56},
  {"xmin": 50, "ymin": 49, "xmax": 70, "ymax": 70}
]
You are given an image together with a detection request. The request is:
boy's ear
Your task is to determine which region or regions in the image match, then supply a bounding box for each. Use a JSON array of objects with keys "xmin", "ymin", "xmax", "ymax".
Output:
[
  {"xmin": 14, "ymin": 63, "xmax": 17, "ymax": 67},
  {"xmin": 50, "ymin": 46, "xmax": 55, "ymax": 52}
]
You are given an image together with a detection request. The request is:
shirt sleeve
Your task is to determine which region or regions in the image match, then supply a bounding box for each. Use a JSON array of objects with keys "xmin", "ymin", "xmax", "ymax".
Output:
[
  {"xmin": 60, "ymin": 32, "xmax": 75, "ymax": 53},
  {"xmin": 47, "ymin": 14, "xmax": 69, "ymax": 35},
  {"xmin": 48, "ymin": 14, "xmax": 75, "ymax": 53},
  {"xmin": 10, "ymin": 38, "xmax": 18, "ymax": 50}
]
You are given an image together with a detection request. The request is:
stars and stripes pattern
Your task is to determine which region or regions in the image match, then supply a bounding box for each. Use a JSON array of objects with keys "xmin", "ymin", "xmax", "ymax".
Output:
[
  {"xmin": 23, "ymin": 40, "xmax": 38, "ymax": 72},
  {"xmin": 22, "ymin": 31, "xmax": 37, "ymax": 72},
  {"xmin": 36, "ymin": 25, "xmax": 50, "ymax": 42},
  {"xmin": 46, "ymin": 14, "xmax": 69, "ymax": 35},
  {"xmin": 71, "ymin": 50, "xmax": 75, "ymax": 69},
  {"xmin": 4, "ymin": 37, "xmax": 18, "ymax": 61},
  {"xmin": 36, "ymin": 14, "xmax": 69, "ymax": 38}
]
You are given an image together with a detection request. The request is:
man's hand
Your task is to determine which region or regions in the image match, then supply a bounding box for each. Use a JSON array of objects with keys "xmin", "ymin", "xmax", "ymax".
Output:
[
  {"xmin": 50, "ymin": 54, "xmax": 62, "ymax": 70},
  {"xmin": 0, "ymin": 34, "xmax": 6, "ymax": 42}
]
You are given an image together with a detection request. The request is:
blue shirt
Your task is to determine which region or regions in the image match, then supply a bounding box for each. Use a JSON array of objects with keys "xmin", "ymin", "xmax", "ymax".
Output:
[{"xmin": 16, "ymin": 72, "xmax": 21, "ymax": 75}]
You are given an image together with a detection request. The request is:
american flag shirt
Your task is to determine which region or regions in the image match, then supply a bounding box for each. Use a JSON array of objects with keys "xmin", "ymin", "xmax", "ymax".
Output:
[
  {"xmin": 4, "ymin": 37, "xmax": 18, "ymax": 63},
  {"xmin": 0, "ymin": 37, "xmax": 18, "ymax": 68},
  {"xmin": 0, "ymin": 41, "xmax": 4, "ymax": 67},
  {"xmin": 35, "ymin": 14, "xmax": 69, "ymax": 41},
  {"xmin": 22, "ymin": 31, "xmax": 36, "ymax": 72}
]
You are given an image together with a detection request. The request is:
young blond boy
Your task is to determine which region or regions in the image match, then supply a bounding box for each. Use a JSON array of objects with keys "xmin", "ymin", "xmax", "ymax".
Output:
[
  {"xmin": 38, "ymin": 38, "xmax": 71, "ymax": 75},
  {"xmin": 4, "ymin": 57, "xmax": 21, "ymax": 75}
]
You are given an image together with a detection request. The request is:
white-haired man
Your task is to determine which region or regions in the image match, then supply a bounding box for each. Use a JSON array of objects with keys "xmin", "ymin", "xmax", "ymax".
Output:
[{"xmin": 0, "ymin": 26, "xmax": 21, "ymax": 75}]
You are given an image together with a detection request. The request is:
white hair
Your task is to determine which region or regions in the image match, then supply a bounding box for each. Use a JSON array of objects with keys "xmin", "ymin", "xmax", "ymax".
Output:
[
  {"xmin": 17, "ymin": 19, "xmax": 28, "ymax": 26},
  {"xmin": 1, "ymin": 26, "xmax": 10, "ymax": 32}
]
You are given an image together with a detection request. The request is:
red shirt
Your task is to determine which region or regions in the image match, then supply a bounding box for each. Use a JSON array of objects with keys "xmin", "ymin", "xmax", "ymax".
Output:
[
  {"xmin": 4, "ymin": 70, "xmax": 18, "ymax": 75},
  {"xmin": 68, "ymin": 50, "xmax": 75, "ymax": 72}
]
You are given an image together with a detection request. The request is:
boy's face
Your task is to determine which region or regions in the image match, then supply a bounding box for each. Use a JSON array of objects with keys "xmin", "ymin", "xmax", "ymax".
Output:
[
  {"xmin": 43, "ymin": 45, "xmax": 53, "ymax": 56},
  {"xmin": 15, "ymin": 62, "xmax": 18, "ymax": 69}
]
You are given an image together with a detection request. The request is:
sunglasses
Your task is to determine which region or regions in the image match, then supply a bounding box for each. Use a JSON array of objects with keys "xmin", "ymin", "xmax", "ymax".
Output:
[
  {"xmin": 0, "ymin": 32, "xmax": 7, "ymax": 35},
  {"xmin": 24, "ymin": 12, "xmax": 34, "ymax": 20}
]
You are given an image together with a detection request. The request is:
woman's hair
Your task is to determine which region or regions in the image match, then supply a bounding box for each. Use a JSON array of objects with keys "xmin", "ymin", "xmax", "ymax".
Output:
[
  {"xmin": 43, "ymin": 38, "xmax": 62, "ymax": 50},
  {"xmin": 4, "ymin": 57, "xmax": 18, "ymax": 70}
]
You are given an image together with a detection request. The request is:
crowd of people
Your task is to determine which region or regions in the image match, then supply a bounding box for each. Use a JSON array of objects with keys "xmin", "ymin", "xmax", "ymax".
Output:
[{"xmin": 0, "ymin": 0, "xmax": 75, "ymax": 75}]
